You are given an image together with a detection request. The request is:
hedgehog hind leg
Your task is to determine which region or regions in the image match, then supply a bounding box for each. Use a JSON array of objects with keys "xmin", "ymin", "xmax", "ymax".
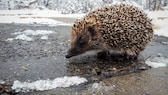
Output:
[{"xmin": 124, "ymin": 49, "xmax": 138, "ymax": 60}]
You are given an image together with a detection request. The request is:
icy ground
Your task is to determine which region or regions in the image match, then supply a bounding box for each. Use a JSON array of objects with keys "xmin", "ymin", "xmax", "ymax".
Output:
[{"xmin": 0, "ymin": 10, "xmax": 168, "ymax": 93}]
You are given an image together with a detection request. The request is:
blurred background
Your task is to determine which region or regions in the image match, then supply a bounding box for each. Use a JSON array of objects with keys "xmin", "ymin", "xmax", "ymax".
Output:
[{"xmin": 0, "ymin": 0, "xmax": 168, "ymax": 14}]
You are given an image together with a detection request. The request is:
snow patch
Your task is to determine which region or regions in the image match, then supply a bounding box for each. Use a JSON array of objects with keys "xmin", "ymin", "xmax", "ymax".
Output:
[
  {"xmin": 145, "ymin": 11, "xmax": 168, "ymax": 37},
  {"xmin": 0, "ymin": 10, "xmax": 85, "ymax": 18},
  {"xmin": 92, "ymin": 82, "xmax": 115, "ymax": 91},
  {"xmin": 0, "ymin": 15, "xmax": 71, "ymax": 26},
  {"xmin": 40, "ymin": 36, "xmax": 48, "ymax": 40},
  {"xmin": 7, "ymin": 30, "xmax": 55, "ymax": 41},
  {"xmin": 12, "ymin": 76, "xmax": 87, "ymax": 92},
  {"xmin": 146, "ymin": 11, "xmax": 168, "ymax": 19},
  {"xmin": 161, "ymin": 41, "xmax": 168, "ymax": 45},
  {"xmin": 6, "ymin": 38, "xmax": 14, "ymax": 41},
  {"xmin": 152, "ymin": 19, "xmax": 168, "ymax": 37},
  {"xmin": 14, "ymin": 30, "xmax": 54, "ymax": 36},
  {"xmin": 15, "ymin": 34, "xmax": 33, "ymax": 41},
  {"xmin": 145, "ymin": 57, "xmax": 168, "ymax": 68},
  {"xmin": 0, "ymin": 80, "xmax": 5, "ymax": 84}
]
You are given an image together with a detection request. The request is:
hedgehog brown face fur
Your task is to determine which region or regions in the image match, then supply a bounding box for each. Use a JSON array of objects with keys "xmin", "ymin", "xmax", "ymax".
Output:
[
  {"xmin": 66, "ymin": 20, "xmax": 97, "ymax": 58},
  {"xmin": 66, "ymin": 4, "xmax": 153, "ymax": 58}
]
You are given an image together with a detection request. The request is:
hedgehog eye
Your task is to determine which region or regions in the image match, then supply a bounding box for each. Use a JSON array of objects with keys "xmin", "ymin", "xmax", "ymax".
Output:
[
  {"xmin": 79, "ymin": 40, "xmax": 84, "ymax": 44},
  {"xmin": 78, "ymin": 40, "xmax": 86, "ymax": 47},
  {"xmin": 87, "ymin": 27, "xmax": 95, "ymax": 37},
  {"xmin": 77, "ymin": 37, "xmax": 86, "ymax": 46}
]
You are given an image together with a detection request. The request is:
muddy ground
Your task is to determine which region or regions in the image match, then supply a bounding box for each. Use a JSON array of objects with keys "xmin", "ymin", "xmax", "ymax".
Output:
[{"xmin": 0, "ymin": 23, "xmax": 168, "ymax": 95}]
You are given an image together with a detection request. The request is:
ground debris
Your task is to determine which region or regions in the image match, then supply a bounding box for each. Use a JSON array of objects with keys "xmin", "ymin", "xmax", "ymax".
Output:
[
  {"xmin": 102, "ymin": 60, "xmax": 150, "ymax": 77},
  {"xmin": 67, "ymin": 53, "xmax": 150, "ymax": 82},
  {"xmin": 19, "ymin": 66, "xmax": 28, "ymax": 71},
  {"xmin": 0, "ymin": 83, "xmax": 17, "ymax": 95}
]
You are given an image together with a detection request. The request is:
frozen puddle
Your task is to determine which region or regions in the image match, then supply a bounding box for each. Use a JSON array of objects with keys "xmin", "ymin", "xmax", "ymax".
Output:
[
  {"xmin": 7, "ymin": 30, "xmax": 54, "ymax": 41},
  {"xmin": 12, "ymin": 76, "xmax": 87, "ymax": 92},
  {"xmin": 145, "ymin": 57, "xmax": 168, "ymax": 68}
]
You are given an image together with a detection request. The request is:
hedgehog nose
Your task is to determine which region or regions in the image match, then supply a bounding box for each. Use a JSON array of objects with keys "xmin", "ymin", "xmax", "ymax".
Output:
[{"xmin": 65, "ymin": 54, "xmax": 72, "ymax": 58}]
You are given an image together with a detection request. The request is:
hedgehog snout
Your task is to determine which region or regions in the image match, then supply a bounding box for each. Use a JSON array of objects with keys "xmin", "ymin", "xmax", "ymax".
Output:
[
  {"xmin": 65, "ymin": 49, "xmax": 74, "ymax": 58},
  {"xmin": 65, "ymin": 54, "xmax": 72, "ymax": 58},
  {"xmin": 65, "ymin": 48, "xmax": 80, "ymax": 58}
]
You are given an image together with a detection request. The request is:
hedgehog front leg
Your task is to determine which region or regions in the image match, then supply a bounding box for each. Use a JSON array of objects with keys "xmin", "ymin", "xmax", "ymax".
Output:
[
  {"xmin": 97, "ymin": 50, "xmax": 138, "ymax": 61},
  {"xmin": 122, "ymin": 52, "xmax": 137, "ymax": 60},
  {"xmin": 97, "ymin": 50, "xmax": 111, "ymax": 60}
]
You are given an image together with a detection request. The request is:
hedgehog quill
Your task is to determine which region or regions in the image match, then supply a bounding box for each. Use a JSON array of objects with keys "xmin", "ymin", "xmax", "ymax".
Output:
[{"xmin": 66, "ymin": 4, "xmax": 153, "ymax": 59}]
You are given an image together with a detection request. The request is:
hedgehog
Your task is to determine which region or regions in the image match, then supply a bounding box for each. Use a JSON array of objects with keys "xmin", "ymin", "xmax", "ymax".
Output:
[{"xmin": 65, "ymin": 4, "xmax": 153, "ymax": 59}]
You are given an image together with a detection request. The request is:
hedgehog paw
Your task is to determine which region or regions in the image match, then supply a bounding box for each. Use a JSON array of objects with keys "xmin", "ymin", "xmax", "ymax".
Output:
[
  {"xmin": 97, "ymin": 50, "xmax": 111, "ymax": 61},
  {"xmin": 123, "ymin": 53, "xmax": 138, "ymax": 60}
]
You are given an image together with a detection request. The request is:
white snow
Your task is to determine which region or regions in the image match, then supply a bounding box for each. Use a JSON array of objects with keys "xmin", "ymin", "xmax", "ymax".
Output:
[
  {"xmin": 6, "ymin": 38, "xmax": 14, "ymax": 41},
  {"xmin": 1, "ymin": 0, "xmax": 167, "ymax": 12},
  {"xmin": 0, "ymin": 80, "xmax": 5, "ymax": 84},
  {"xmin": 15, "ymin": 34, "xmax": 33, "ymax": 41},
  {"xmin": 0, "ymin": 10, "xmax": 84, "ymax": 25},
  {"xmin": 146, "ymin": 11, "xmax": 168, "ymax": 19},
  {"xmin": 0, "ymin": 10, "xmax": 85, "ymax": 18},
  {"xmin": 7, "ymin": 30, "xmax": 54, "ymax": 41},
  {"xmin": 162, "ymin": 41, "xmax": 168, "ymax": 45},
  {"xmin": 40, "ymin": 36, "xmax": 48, "ymax": 40},
  {"xmin": 146, "ymin": 61, "xmax": 167, "ymax": 68},
  {"xmin": 12, "ymin": 76, "xmax": 87, "ymax": 92},
  {"xmin": 144, "ymin": 11, "xmax": 168, "ymax": 37},
  {"xmin": 14, "ymin": 30, "xmax": 54, "ymax": 36},
  {"xmin": 145, "ymin": 57, "xmax": 168, "ymax": 68},
  {"xmin": 152, "ymin": 19, "xmax": 168, "ymax": 37},
  {"xmin": 92, "ymin": 82, "xmax": 115, "ymax": 91},
  {"xmin": 0, "ymin": 16, "xmax": 71, "ymax": 26}
]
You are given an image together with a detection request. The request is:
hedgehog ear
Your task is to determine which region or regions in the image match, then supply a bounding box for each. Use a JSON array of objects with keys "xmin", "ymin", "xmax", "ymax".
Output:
[{"xmin": 87, "ymin": 27, "xmax": 95, "ymax": 37}]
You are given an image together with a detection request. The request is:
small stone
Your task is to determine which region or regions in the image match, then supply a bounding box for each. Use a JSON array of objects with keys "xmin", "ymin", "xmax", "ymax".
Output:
[
  {"xmin": 92, "ymin": 77, "xmax": 99, "ymax": 81},
  {"xmin": 130, "ymin": 77, "xmax": 137, "ymax": 81},
  {"xmin": 138, "ymin": 65, "xmax": 148, "ymax": 70},
  {"xmin": 108, "ymin": 68, "xmax": 117, "ymax": 71},
  {"xmin": 162, "ymin": 41, "xmax": 168, "ymax": 45},
  {"xmin": 0, "ymin": 80, "xmax": 5, "ymax": 84},
  {"xmin": 19, "ymin": 66, "xmax": 28, "ymax": 71},
  {"xmin": 112, "ymin": 68, "xmax": 117, "ymax": 71},
  {"xmin": 156, "ymin": 53, "xmax": 162, "ymax": 57}
]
